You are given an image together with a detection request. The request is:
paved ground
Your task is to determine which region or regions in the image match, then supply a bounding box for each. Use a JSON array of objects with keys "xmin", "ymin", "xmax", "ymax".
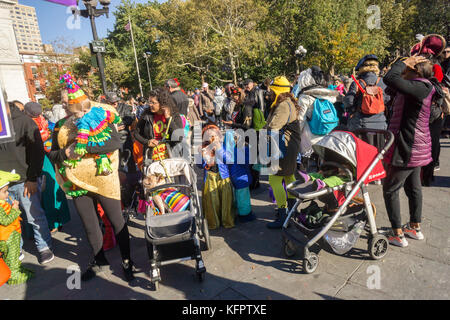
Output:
[{"xmin": 1, "ymin": 139, "xmax": 450, "ymax": 300}]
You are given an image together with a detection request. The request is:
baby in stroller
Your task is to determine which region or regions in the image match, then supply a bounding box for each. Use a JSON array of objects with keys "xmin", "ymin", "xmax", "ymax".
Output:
[{"xmin": 142, "ymin": 172, "xmax": 190, "ymax": 216}]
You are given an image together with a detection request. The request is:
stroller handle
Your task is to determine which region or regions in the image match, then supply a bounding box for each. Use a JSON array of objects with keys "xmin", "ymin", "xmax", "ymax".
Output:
[
  {"xmin": 145, "ymin": 183, "xmax": 192, "ymax": 195},
  {"xmin": 351, "ymin": 129, "xmax": 394, "ymax": 155}
]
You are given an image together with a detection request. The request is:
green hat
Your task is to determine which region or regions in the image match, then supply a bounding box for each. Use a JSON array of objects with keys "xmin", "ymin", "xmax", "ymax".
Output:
[{"xmin": 0, "ymin": 170, "xmax": 20, "ymax": 189}]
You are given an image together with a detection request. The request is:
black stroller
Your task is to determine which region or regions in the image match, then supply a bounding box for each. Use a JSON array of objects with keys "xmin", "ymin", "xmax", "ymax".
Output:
[
  {"xmin": 282, "ymin": 129, "xmax": 394, "ymax": 273},
  {"xmin": 142, "ymin": 156, "xmax": 210, "ymax": 290}
]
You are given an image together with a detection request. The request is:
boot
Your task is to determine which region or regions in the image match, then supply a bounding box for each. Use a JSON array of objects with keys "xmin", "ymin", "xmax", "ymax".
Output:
[
  {"xmin": 266, "ymin": 207, "xmax": 288, "ymax": 229},
  {"xmin": 81, "ymin": 249, "xmax": 110, "ymax": 282},
  {"xmin": 122, "ymin": 259, "xmax": 136, "ymax": 282}
]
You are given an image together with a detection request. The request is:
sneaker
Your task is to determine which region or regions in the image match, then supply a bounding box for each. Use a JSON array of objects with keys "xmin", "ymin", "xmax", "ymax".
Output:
[
  {"xmin": 402, "ymin": 223, "xmax": 425, "ymax": 240},
  {"xmin": 19, "ymin": 252, "xmax": 25, "ymax": 261},
  {"xmin": 38, "ymin": 249, "xmax": 54, "ymax": 264},
  {"xmin": 388, "ymin": 233, "xmax": 409, "ymax": 247},
  {"xmin": 434, "ymin": 166, "xmax": 440, "ymax": 172}
]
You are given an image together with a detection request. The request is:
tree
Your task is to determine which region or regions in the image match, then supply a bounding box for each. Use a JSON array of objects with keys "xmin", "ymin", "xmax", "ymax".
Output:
[{"xmin": 153, "ymin": 0, "xmax": 276, "ymax": 86}]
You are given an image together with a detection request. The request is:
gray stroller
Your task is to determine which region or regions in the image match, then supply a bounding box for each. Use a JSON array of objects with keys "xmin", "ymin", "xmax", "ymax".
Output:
[{"xmin": 282, "ymin": 129, "xmax": 394, "ymax": 273}]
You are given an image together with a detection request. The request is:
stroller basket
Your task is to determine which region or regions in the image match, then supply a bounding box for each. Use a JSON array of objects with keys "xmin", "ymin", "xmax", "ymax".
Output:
[{"xmin": 146, "ymin": 210, "xmax": 196, "ymax": 243}]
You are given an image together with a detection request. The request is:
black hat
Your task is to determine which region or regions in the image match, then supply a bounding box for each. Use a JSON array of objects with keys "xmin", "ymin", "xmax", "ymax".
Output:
[
  {"xmin": 105, "ymin": 92, "xmax": 120, "ymax": 104},
  {"xmin": 24, "ymin": 102, "xmax": 42, "ymax": 118}
]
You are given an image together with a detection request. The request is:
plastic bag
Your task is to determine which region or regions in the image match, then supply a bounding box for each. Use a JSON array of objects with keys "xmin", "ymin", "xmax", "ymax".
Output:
[{"xmin": 324, "ymin": 221, "xmax": 365, "ymax": 255}]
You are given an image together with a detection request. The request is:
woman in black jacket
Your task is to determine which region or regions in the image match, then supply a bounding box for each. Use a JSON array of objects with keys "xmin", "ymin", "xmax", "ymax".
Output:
[{"xmin": 134, "ymin": 88, "xmax": 184, "ymax": 162}]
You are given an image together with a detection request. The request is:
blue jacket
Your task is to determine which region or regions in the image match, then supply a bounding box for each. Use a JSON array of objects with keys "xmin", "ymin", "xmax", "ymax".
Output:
[{"xmin": 228, "ymin": 145, "xmax": 253, "ymax": 190}]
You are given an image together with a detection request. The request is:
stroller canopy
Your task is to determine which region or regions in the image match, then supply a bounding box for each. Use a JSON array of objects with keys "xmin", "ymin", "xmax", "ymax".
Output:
[
  {"xmin": 312, "ymin": 131, "xmax": 386, "ymax": 184},
  {"xmin": 145, "ymin": 158, "xmax": 194, "ymax": 185}
]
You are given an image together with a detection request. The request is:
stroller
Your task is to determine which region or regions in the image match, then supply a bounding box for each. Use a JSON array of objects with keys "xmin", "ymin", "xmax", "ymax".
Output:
[
  {"xmin": 142, "ymin": 156, "xmax": 210, "ymax": 290},
  {"xmin": 282, "ymin": 129, "xmax": 394, "ymax": 274}
]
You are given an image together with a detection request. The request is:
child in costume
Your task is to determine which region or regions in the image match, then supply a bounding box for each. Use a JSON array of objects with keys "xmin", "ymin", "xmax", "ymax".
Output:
[
  {"xmin": 0, "ymin": 170, "xmax": 34, "ymax": 285},
  {"xmin": 198, "ymin": 125, "xmax": 234, "ymax": 229},
  {"xmin": 223, "ymin": 130, "xmax": 255, "ymax": 223}
]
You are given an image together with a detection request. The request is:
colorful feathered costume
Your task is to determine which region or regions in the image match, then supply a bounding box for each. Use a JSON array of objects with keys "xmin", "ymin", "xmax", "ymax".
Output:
[{"xmin": 58, "ymin": 72, "xmax": 122, "ymax": 198}]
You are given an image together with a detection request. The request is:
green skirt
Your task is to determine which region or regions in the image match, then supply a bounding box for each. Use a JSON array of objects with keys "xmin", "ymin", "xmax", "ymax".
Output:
[{"xmin": 202, "ymin": 171, "xmax": 234, "ymax": 230}]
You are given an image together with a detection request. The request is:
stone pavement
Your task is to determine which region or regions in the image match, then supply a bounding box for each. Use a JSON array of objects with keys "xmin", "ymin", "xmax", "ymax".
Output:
[{"xmin": 1, "ymin": 140, "xmax": 450, "ymax": 300}]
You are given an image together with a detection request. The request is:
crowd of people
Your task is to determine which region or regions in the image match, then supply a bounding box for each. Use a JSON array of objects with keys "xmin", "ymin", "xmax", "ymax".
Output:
[{"xmin": 0, "ymin": 34, "xmax": 449, "ymax": 287}]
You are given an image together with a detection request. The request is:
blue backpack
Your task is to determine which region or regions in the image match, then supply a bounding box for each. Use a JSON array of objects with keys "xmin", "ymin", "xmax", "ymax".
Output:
[{"xmin": 308, "ymin": 98, "xmax": 339, "ymax": 136}]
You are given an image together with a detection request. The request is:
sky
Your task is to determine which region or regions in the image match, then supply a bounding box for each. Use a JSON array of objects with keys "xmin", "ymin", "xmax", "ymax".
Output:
[{"xmin": 20, "ymin": 0, "xmax": 155, "ymax": 48}]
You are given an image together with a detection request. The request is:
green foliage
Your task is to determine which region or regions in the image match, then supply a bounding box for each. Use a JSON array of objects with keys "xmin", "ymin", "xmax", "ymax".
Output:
[
  {"xmin": 38, "ymin": 98, "xmax": 52, "ymax": 110},
  {"xmin": 70, "ymin": 0, "xmax": 445, "ymax": 95}
]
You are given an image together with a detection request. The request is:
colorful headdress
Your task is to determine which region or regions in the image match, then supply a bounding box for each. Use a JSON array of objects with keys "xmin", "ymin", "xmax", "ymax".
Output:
[{"xmin": 59, "ymin": 72, "xmax": 88, "ymax": 106}]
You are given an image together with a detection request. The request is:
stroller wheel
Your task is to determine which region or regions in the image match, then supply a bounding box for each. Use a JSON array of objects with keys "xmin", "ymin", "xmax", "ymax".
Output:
[
  {"xmin": 283, "ymin": 239, "xmax": 296, "ymax": 258},
  {"xmin": 368, "ymin": 234, "xmax": 389, "ymax": 260},
  {"xmin": 303, "ymin": 252, "xmax": 319, "ymax": 274}
]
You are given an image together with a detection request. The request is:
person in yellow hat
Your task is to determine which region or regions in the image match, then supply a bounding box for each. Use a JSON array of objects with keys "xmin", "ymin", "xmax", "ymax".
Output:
[
  {"xmin": 265, "ymin": 76, "xmax": 302, "ymax": 229},
  {"xmin": 0, "ymin": 170, "xmax": 34, "ymax": 285}
]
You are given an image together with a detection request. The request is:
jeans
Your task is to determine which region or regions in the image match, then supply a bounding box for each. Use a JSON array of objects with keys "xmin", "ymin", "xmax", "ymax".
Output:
[{"xmin": 8, "ymin": 181, "xmax": 52, "ymax": 252}]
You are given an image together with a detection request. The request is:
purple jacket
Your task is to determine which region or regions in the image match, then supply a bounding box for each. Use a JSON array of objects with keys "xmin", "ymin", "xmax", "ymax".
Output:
[{"xmin": 383, "ymin": 60, "xmax": 436, "ymax": 168}]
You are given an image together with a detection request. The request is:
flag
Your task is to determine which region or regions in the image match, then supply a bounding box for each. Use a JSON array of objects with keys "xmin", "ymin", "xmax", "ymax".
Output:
[
  {"xmin": 44, "ymin": 0, "xmax": 77, "ymax": 6},
  {"xmin": 125, "ymin": 22, "xmax": 131, "ymax": 32}
]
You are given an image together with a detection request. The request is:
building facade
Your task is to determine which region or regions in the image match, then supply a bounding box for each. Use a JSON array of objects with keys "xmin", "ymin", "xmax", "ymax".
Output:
[
  {"xmin": 21, "ymin": 52, "xmax": 72, "ymax": 102},
  {"xmin": 0, "ymin": 0, "xmax": 30, "ymax": 103},
  {"xmin": 9, "ymin": 0, "xmax": 44, "ymax": 54}
]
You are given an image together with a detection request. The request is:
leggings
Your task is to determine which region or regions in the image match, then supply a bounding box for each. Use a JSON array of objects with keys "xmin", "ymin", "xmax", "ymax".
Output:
[
  {"xmin": 383, "ymin": 166, "xmax": 422, "ymax": 229},
  {"xmin": 73, "ymin": 193, "xmax": 130, "ymax": 261},
  {"xmin": 269, "ymin": 175, "xmax": 296, "ymax": 209}
]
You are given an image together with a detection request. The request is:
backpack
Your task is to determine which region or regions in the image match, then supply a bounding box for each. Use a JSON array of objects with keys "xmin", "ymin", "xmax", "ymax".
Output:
[
  {"xmin": 441, "ymin": 86, "xmax": 450, "ymax": 115},
  {"xmin": 308, "ymin": 98, "xmax": 339, "ymax": 136},
  {"xmin": 252, "ymin": 107, "xmax": 266, "ymax": 131},
  {"xmin": 352, "ymin": 76, "xmax": 385, "ymax": 115}
]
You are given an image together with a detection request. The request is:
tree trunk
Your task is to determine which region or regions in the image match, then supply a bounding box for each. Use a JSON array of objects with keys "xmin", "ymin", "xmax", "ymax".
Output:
[
  {"xmin": 229, "ymin": 51, "xmax": 237, "ymax": 85},
  {"xmin": 329, "ymin": 64, "xmax": 335, "ymax": 77}
]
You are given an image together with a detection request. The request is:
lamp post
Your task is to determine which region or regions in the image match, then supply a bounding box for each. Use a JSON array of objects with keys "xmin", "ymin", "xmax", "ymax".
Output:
[
  {"xmin": 77, "ymin": 0, "xmax": 110, "ymax": 95},
  {"xmin": 143, "ymin": 52, "xmax": 153, "ymax": 93},
  {"xmin": 294, "ymin": 45, "xmax": 307, "ymax": 75}
]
